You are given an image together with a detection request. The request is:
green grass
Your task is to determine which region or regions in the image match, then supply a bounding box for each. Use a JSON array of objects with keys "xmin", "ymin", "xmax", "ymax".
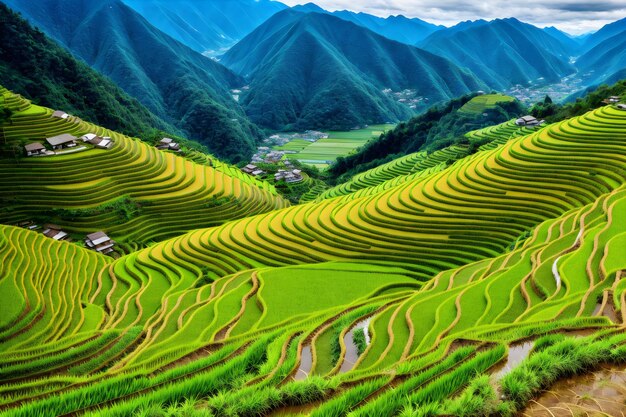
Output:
[{"xmin": 277, "ymin": 125, "xmax": 395, "ymax": 168}]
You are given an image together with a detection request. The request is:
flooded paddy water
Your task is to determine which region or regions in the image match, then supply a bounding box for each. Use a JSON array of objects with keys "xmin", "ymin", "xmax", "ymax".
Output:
[{"xmin": 522, "ymin": 365, "xmax": 626, "ymax": 416}]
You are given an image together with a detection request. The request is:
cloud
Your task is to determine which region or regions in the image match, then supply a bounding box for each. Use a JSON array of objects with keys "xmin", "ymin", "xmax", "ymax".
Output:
[{"xmin": 278, "ymin": 0, "xmax": 626, "ymax": 34}]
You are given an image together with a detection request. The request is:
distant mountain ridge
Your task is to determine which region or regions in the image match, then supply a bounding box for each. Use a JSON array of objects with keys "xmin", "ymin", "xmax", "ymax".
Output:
[
  {"xmin": 419, "ymin": 18, "xmax": 577, "ymax": 89},
  {"xmin": 3, "ymin": 0, "xmax": 263, "ymax": 161},
  {"xmin": 121, "ymin": 0, "xmax": 289, "ymax": 56},
  {"xmin": 221, "ymin": 10, "xmax": 486, "ymax": 131},
  {"xmin": 292, "ymin": 2, "xmax": 443, "ymax": 44}
]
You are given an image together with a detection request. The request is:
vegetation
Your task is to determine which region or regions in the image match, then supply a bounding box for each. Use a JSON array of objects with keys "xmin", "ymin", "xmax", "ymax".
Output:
[
  {"xmin": 328, "ymin": 93, "xmax": 525, "ymax": 182},
  {"xmin": 221, "ymin": 10, "xmax": 486, "ymax": 131},
  {"xmin": 4, "ymin": 0, "xmax": 263, "ymax": 162},
  {"xmin": 0, "ymin": 88, "xmax": 287, "ymax": 246},
  {"xmin": 2, "ymin": 74, "xmax": 626, "ymax": 417},
  {"xmin": 0, "ymin": 4, "xmax": 178, "ymax": 138}
]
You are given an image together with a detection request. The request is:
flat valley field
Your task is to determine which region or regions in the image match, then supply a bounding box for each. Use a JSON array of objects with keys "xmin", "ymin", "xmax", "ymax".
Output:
[{"xmin": 277, "ymin": 124, "xmax": 395, "ymax": 168}]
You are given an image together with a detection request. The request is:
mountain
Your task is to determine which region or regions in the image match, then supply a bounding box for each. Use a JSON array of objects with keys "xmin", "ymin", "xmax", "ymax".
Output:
[
  {"xmin": 2, "ymin": 0, "xmax": 263, "ymax": 162},
  {"xmin": 0, "ymin": 3, "xmax": 177, "ymax": 138},
  {"xmin": 543, "ymin": 26, "xmax": 582, "ymax": 53},
  {"xmin": 221, "ymin": 10, "xmax": 487, "ymax": 131},
  {"xmin": 581, "ymin": 17, "xmax": 626, "ymax": 52},
  {"xmin": 293, "ymin": 3, "xmax": 443, "ymax": 44},
  {"xmin": 419, "ymin": 18, "xmax": 577, "ymax": 89},
  {"xmin": 576, "ymin": 29, "xmax": 626, "ymax": 85},
  {"xmin": 121, "ymin": 0, "xmax": 289, "ymax": 56}
]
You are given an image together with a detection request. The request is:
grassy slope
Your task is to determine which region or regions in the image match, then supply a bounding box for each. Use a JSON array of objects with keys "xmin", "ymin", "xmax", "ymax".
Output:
[
  {"xmin": 0, "ymin": 88, "xmax": 287, "ymax": 247},
  {"xmin": 1, "ymin": 102, "xmax": 626, "ymax": 416}
]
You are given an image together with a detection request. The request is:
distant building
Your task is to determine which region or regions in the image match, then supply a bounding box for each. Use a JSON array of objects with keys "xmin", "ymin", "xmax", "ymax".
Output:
[
  {"xmin": 91, "ymin": 136, "xmax": 113, "ymax": 149},
  {"xmin": 24, "ymin": 142, "xmax": 46, "ymax": 156},
  {"xmin": 85, "ymin": 231, "xmax": 115, "ymax": 255},
  {"xmin": 156, "ymin": 137, "xmax": 180, "ymax": 151},
  {"xmin": 242, "ymin": 164, "xmax": 257, "ymax": 174},
  {"xmin": 81, "ymin": 133, "xmax": 98, "ymax": 142},
  {"xmin": 42, "ymin": 224, "xmax": 68, "ymax": 241},
  {"xmin": 515, "ymin": 115, "xmax": 542, "ymax": 127},
  {"xmin": 617, "ymin": 104, "xmax": 626, "ymax": 111},
  {"xmin": 608, "ymin": 96, "xmax": 621, "ymax": 103},
  {"xmin": 51, "ymin": 110, "xmax": 69, "ymax": 119},
  {"xmin": 274, "ymin": 168, "xmax": 303, "ymax": 183},
  {"xmin": 46, "ymin": 133, "xmax": 77, "ymax": 150}
]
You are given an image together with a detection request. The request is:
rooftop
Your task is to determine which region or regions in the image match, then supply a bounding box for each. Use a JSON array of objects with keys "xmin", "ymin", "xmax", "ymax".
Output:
[{"xmin": 46, "ymin": 133, "xmax": 77, "ymax": 146}]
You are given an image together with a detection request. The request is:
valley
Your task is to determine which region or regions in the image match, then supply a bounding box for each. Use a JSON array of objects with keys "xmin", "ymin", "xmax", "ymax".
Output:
[{"xmin": 2, "ymin": 1, "xmax": 626, "ymax": 416}]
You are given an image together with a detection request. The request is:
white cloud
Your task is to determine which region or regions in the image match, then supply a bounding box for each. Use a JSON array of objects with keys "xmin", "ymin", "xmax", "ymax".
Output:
[{"xmin": 278, "ymin": 0, "xmax": 626, "ymax": 34}]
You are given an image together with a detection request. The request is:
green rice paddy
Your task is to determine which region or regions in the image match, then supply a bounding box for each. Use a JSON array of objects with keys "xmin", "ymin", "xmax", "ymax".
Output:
[
  {"xmin": 277, "ymin": 124, "xmax": 395, "ymax": 168},
  {"xmin": 2, "ymin": 85, "xmax": 626, "ymax": 417}
]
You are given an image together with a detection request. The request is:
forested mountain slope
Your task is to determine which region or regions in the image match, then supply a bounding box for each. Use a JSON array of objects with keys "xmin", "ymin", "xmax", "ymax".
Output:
[
  {"xmin": 419, "ymin": 18, "xmax": 576, "ymax": 89},
  {"xmin": 221, "ymin": 10, "xmax": 486, "ymax": 130},
  {"xmin": 2, "ymin": 0, "xmax": 263, "ymax": 161},
  {"xmin": 122, "ymin": 0, "xmax": 289, "ymax": 55},
  {"xmin": 0, "ymin": 4, "xmax": 177, "ymax": 138}
]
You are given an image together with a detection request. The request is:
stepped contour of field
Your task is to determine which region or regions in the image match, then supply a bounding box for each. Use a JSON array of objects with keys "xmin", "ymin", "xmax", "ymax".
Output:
[
  {"xmin": 0, "ymin": 89, "xmax": 288, "ymax": 245},
  {"xmin": 1, "ymin": 104, "xmax": 626, "ymax": 416}
]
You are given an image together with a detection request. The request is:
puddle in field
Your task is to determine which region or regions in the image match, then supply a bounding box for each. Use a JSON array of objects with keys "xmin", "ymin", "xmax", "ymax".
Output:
[
  {"xmin": 294, "ymin": 345, "xmax": 312, "ymax": 380},
  {"xmin": 492, "ymin": 341, "xmax": 534, "ymax": 379},
  {"xmin": 522, "ymin": 365, "xmax": 626, "ymax": 416},
  {"xmin": 339, "ymin": 318, "xmax": 371, "ymax": 374},
  {"xmin": 593, "ymin": 301, "xmax": 619, "ymax": 324}
]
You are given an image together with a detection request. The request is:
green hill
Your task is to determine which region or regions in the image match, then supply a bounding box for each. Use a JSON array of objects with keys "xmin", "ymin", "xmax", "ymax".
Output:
[
  {"xmin": 2, "ymin": 100, "xmax": 626, "ymax": 416},
  {"xmin": 419, "ymin": 18, "xmax": 576, "ymax": 89},
  {"xmin": 0, "ymin": 3, "xmax": 177, "ymax": 138},
  {"xmin": 221, "ymin": 10, "xmax": 487, "ymax": 131},
  {"xmin": 2, "ymin": 0, "xmax": 263, "ymax": 162},
  {"xmin": 0, "ymin": 87, "xmax": 287, "ymax": 249},
  {"xmin": 327, "ymin": 93, "xmax": 526, "ymax": 182}
]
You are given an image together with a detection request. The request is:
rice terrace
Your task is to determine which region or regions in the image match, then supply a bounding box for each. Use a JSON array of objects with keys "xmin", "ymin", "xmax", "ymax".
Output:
[{"xmin": 2, "ymin": 1, "xmax": 626, "ymax": 417}]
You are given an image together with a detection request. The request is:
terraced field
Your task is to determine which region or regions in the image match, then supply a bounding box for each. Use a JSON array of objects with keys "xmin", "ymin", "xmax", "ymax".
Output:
[
  {"xmin": 1, "ymin": 100, "xmax": 626, "ymax": 416},
  {"xmin": 0, "ymin": 88, "xmax": 288, "ymax": 245},
  {"xmin": 278, "ymin": 125, "xmax": 395, "ymax": 169},
  {"xmin": 457, "ymin": 93, "xmax": 515, "ymax": 115}
]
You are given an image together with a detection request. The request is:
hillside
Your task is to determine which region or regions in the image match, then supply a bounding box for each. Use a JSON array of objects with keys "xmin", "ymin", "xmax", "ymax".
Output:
[
  {"xmin": 2, "ymin": 0, "xmax": 263, "ymax": 162},
  {"xmin": 121, "ymin": 0, "xmax": 288, "ymax": 56},
  {"xmin": 2, "ymin": 101, "xmax": 626, "ymax": 416},
  {"xmin": 221, "ymin": 10, "xmax": 487, "ymax": 130},
  {"xmin": 0, "ymin": 87, "xmax": 287, "ymax": 248},
  {"xmin": 327, "ymin": 93, "xmax": 526, "ymax": 181},
  {"xmin": 294, "ymin": 3, "xmax": 443, "ymax": 44},
  {"xmin": 0, "ymin": 3, "xmax": 178, "ymax": 138},
  {"xmin": 576, "ymin": 29, "xmax": 626, "ymax": 86},
  {"xmin": 419, "ymin": 18, "xmax": 576, "ymax": 89}
]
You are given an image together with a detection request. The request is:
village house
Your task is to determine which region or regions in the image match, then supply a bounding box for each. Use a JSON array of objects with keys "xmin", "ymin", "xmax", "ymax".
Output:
[
  {"xmin": 607, "ymin": 96, "xmax": 621, "ymax": 104},
  {"xmin": 515, "ymin": 115, "xmax": 543, "ymax": 127},
  {"xmin": 81, "ymin": 133, "xmax": 98, "ymax": 142},
  {"xmin": 264, "ymin": 151, "xmax": 284, "ymax": 163},
  {"xmin": 85, "ymin": 231, "xmax": 115, "ymax": 255},
  {"xmin": 274, "ymin": 169, "xmax": 304, "ymax": 183},
  {"xmin": 241, "ymin": 164, "xmax": 266, "ymax": 177},
  {"xmin": 242, "ymin": 164, "xmax": 257, "ymax": 174},
  {"xmin": 51, "ymin": 110, "xmax": 69, "ymax": 119},
  {"xmin": 42, "ymin": 224, "xmax": 69, "ymax": 241},
  {"xmin": 81, "ymin": 134, "xmax": 113, "ymax": 149},
  {"xmin": 24, "ymin": 142, "xmax": 46, "ymax": 156},
  {"xmin": 156, "ymin": 137, "xmax": 180, "ymax": 151},
  {"xmin": 617, "ymin": 104, "xmax": 626, "ymax": 111},
  {"xmin": 91, "ymin": 136, "xmax": 113, "ymax": 149},
  {"xmin": 46, "ymin": 133, "xmax": 77, "ymax": 150},
  {"xmin": 18, "ymin": 220, "xmax": 38, "ymax": 230}
]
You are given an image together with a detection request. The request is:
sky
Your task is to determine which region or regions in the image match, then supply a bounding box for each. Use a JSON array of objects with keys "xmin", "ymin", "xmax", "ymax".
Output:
[{"xmin": 278, "ymin": 0, "xmax": 626, "ymax": 34}]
